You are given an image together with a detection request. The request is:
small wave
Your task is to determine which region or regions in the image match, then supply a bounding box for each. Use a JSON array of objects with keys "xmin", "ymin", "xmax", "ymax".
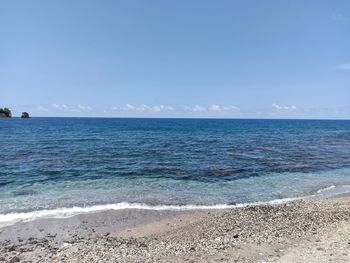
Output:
[
  {"xmin": 316, "ymin": 185, "xmax": 336, "ymax": 194},
  {"xmin": 0, "ymin": 197, "xmax": 299, "ymax": 228},
  {"xmin": 12, "ymin": 189, "xmax": 37, "ymax": 197}
]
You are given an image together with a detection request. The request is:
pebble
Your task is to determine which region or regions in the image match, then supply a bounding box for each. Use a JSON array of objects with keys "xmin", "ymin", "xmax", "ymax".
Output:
[{"xmin": 0, "ymin": 199, "xmax": 349, "ymax": 262}]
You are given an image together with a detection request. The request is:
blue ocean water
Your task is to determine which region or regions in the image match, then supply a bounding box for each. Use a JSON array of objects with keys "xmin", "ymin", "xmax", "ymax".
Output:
[{"xmin": 1, "ymin": 118, "xmax": 350, "ymax": 217}]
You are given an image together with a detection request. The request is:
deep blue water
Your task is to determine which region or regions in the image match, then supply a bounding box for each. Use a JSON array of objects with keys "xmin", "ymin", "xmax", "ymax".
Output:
[{"xmin": 1, "ymin": 118, "xmax": 350, "ymax": 214}]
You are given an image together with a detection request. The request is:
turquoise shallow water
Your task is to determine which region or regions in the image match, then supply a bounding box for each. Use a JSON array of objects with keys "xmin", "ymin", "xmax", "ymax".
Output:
[{"xmin": 0, "ymin": 118, "xmax": 350, "ymax": 216}]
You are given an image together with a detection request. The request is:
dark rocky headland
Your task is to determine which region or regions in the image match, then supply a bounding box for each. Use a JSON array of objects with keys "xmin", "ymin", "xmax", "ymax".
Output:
[
  {"xmin": 0, "ymin": 108, "xmax": 30, "ymax": 118},
  {"xmin": 0, "ymin": 107, "xmax": 12, "ymax": 118},
  {"xmin": 21, "ymin": 112, "xmax": 30, "ymax": 118}
]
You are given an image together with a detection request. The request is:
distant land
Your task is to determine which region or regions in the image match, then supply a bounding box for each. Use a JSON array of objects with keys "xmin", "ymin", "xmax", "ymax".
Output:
[
  {"xmin": 0, "ymin": 108, "xmax": 12, "ymax": 118},
  {"xmin": 0, "ymin": 108, "xmax": 30, "ymax": 118}
]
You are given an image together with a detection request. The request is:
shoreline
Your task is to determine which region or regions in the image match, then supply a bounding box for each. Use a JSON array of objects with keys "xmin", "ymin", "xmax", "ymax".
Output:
[
  {"xmin": 0, "ymin": 197, "xmax": 301, "ymax": 229},
  {"xmin": 1, "ymin": 195, "xmax": 350, "ymax": 262},
  {"xmin": 1, "ymin": 183, "xmax": 350, "ymax": 229}
]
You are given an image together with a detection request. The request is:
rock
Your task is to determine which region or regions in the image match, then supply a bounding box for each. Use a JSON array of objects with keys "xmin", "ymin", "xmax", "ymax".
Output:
[
  {"xmin": 7, "ymin": 245, "xmax": 17, "ymax": 252},
  {"xmin": 21, "ymin": 112, "xmax": 30, "ymax": 118},
  {"xmin": 9, "ymin": 256, "xmax": 20, "ymax": 263}
]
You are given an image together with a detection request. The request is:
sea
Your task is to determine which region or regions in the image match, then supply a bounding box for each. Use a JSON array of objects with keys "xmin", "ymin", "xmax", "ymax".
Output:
[{"xmin": 1, "ymin": 118, "xmax": 350, "ymax": 226}]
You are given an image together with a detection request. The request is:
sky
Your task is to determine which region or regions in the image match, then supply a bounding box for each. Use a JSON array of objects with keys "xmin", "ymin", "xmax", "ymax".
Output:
[{"xmin": 1, "ymin": 0, "xmax": 349, "ymax": 118}]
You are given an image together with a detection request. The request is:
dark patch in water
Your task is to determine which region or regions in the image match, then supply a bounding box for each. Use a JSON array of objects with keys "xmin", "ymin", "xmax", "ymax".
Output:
[
  {"xmin": 12, "ymin": 189, "xmax": 37, "ymax": 196},
  {"xmin": 143, "ymin": 166, "xmax": 186, "ymax": 174},
  {"xmin": 39, "ymin": 159, "xmax": 67, "ymax": 167},
  {"xmin": 0, "ymin": 180, "xmax": 10, "ymax": 187},
  {"xmin": 208, "ymin": 166, "xmax": 234, "ymax": 176}
]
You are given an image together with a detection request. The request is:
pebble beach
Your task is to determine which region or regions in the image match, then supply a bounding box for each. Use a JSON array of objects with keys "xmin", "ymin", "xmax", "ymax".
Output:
[{"xmin": 1, "ymin": 196, "xmax": 350, "ymax": 263}]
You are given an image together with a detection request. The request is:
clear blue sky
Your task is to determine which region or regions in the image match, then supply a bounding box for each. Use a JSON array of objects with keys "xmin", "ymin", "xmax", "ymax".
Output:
[{"xmin": 1, "ymin": 0, "xmax": 349, "ymax": 118}]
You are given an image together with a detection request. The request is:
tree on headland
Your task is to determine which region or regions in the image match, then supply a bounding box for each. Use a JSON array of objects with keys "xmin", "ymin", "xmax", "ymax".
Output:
[{"xmin": 0, "ymin": 107, "xmax": 12, "ymax": 117}]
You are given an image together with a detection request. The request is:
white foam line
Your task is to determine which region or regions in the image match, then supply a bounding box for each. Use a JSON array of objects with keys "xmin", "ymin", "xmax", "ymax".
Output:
[
  {"xmin": 316, "ymin": 185, "xmax": 336, "ymax": 194},
  {"xmin": 0, "ymin": 197, "xmax": 300, "ymax": 228}
]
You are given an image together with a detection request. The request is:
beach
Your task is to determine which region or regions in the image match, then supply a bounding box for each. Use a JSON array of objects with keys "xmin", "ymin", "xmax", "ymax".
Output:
[
  {"xmin": 2, "ymin": 0, "xmax": 350, "ymax": 261},
  {"xmin": 1, "ymin": 118, "xmax": 350, "ymax": 262},
  {"xmin": 1, "ymin": 195, "xmax": 350, "ymax": 263}
]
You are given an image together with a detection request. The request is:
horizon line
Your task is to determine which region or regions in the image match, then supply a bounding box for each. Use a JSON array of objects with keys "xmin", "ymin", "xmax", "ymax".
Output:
[{"xmin": 4, "ymin": 116, "xmax": 350, "ymax": 121}]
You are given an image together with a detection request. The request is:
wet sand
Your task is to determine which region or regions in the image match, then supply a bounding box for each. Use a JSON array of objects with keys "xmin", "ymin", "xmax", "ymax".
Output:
[{"xmin": 1, "ymin": 196, "xmax": 350, "ymax": 262}]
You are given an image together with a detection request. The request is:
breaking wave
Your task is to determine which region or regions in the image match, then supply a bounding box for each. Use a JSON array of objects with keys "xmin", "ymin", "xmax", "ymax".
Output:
[{"xmin": 0, "ymin": 197, "xmax": 299, "ymax": 228}]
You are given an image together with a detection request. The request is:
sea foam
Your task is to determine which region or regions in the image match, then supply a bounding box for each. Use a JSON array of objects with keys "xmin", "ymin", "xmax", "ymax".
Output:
[
  {"xmin": 316, "ymin": 185, "xmax": 336, "ymax": 193},
  {"xmin": 0, "ymin": 197, "xmax": 299, "ymax": 228}
]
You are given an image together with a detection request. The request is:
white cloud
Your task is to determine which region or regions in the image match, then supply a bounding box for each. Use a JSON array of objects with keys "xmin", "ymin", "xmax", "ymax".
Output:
[
  {"xmin": 150, "ymin": 105, "xmax": 173, "ymax": 112},
  {"xmin": 138, "ymin": 104, "xmax": 149, "ymax": 112},
  {"xmin": 182, "ymin": 104, "xmax": 240, "ymax": 114},
  {"xmin": 208, "ymin": 104, "xmax": 240, "ymax": 113},
  {"xmin": 337, "ymin": 63, "xmax": 350, "ymax": 70},
  {"xmin": 38, "ymin": 106, "xmax": 50, "ymax": 112},
  {"xmin": 51, "ymin": 103, "xmax": 69, "ymax": 110},
  {"xmin": 114, "ymin": 104, "xmax": 174, "ymax": 113},
  {"xmin": 209, "ymin": 104, "xmax": 221, "ymax": 111},
  {"xmin": 50, "ymin": 103, "xmax": 92, "ymax": 112},
  {"xmin": 272, "ymin": 103, "xmax": 282, "ymax": 110},
  {"xmin": 272, "ymin": 103, "xmax": 297, "ymax": 111},
  {"xmin": 51, "ymin": 103, "xmax": 61, "ymax": 110},
  {"xmin": 192, "ymin": 105, "xmax": 206, "ymax": 112},
  {"xmin": 126, "ymin": 104, "xmax": 135, "ymax": 110},
  {"xmin": 77, "ymin": 104, "xmax": 93, "ymax": 111},
  {"xmin": 223, "ymin": 106, "xmax": 240, "ymax": 111},
  {"xmin": 107, "ymin": 104, "xmax": 241, "ymax": 115}
]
